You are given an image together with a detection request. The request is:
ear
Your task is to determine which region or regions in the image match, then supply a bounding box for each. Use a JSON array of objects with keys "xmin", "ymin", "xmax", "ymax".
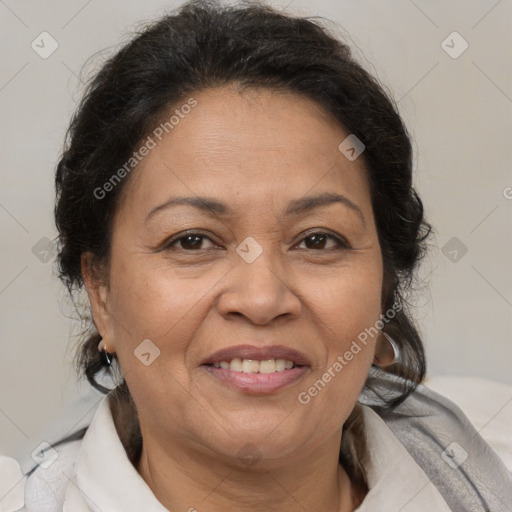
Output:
[{"xmin": 81, "ymin": 252, "xmax": 115, "ymax": 350}]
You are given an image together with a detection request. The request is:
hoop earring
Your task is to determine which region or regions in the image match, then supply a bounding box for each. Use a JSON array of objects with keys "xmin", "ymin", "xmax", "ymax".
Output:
[
  {"xmin": 373, "ymin": 332, "xmax": 400, "ymax": 366},
  {"xmin": 98, "ymin": 340, "xmax": 115, "ymax": 367}
]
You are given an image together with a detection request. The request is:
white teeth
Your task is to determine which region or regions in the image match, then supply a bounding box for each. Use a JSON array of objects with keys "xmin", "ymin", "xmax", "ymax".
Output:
[
  {"xmin": 241, "ymin": 359, "xmax": 260, "ymax": 373},
  {"xmin": 212, "ymin": 358, "xmax": 296, "ymax": 373},
  {"xmin": 230, "ymin": 358, "xmax": 243, "ymax": 371},
  {"xmin": 259, "ymin": 359, "xmax": 276, "ymax": 374}
]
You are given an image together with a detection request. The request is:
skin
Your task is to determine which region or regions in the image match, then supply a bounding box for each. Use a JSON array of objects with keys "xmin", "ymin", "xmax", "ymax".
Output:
[{"xmin": 83, "ymin": 83, "xmax": 387, "ymax": 512}]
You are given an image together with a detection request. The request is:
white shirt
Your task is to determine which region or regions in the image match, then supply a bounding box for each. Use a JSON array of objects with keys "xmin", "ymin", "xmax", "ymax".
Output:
[{"xmin": 0, "ymin": 394, "xmax": 454, "ymax": 512}]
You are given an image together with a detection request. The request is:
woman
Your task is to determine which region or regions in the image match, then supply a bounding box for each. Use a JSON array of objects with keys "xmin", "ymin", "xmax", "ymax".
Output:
[{"xmin": 2, "ymin": 0, "xmax": 512, "ymax": 510}]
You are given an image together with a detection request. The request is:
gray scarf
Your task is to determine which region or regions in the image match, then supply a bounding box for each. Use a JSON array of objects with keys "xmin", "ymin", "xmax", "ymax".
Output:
[{"xmin": 359, "ymin": 367, "xmax": 512, "ymax": 511}]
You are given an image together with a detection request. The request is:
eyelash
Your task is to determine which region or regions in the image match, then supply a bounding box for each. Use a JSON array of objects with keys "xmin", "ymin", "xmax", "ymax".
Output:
[{"xmin": 162, "ymin": 229, "xmax": 350, "ymax": 253}]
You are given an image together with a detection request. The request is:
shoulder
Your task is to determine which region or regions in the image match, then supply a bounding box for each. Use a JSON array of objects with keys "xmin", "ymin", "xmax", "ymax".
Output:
[
  {"xmin": 0, "ymin": 439, "xmax": 83, "ymax": 512},
  {"xmin": 359, "ymin": 368, "xmax": 512, "ymax": 510},
  {"xmin": 424, "ymin": 375, "xmax": 512, "ymax": 473}
]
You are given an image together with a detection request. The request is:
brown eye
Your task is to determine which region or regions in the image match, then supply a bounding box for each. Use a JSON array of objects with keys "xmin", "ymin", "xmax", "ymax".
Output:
[
  {"xmin": 297, "ymin": 232, "xmax": 349, "ymax": 251},
  {"xmin": 165, "ymin": 231, "xmax": 218, "ymax": 251}
]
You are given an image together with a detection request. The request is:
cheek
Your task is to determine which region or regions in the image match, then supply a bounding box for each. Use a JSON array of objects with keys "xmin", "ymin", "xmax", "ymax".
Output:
[
  {"xmin": 105, "ymin": 250, "xmax": 230, "ymax": 401},
  {"xmin": 108, "ymin": 252, "xmax": 214, "ymax": 342},
  {"xmin": 296, "ymin": 258, "xmax": 382, "ymax": 417},
  {"xmin": 306, "ymin": 257, "xmax": 383, "ymax": 349},
  {"xmin": 106, "ymin": 258, "xmax": 207, "ymax": 422}
]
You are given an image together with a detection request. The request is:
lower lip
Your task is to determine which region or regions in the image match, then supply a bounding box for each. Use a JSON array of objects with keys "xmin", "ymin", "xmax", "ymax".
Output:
[{"xmin": 201, "ymin": 365, "xmax": 309, "ymax": 394}]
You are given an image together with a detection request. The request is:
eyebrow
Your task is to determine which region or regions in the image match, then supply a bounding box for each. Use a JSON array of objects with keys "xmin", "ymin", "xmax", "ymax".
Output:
[{"xmin": 146, "ymin": 192, "xmax": 365, "ymax": 225}]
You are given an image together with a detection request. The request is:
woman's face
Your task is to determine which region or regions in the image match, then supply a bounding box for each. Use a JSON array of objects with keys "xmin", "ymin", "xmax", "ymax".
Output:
[{"xmin": 88, "ymin": 84, "xmax": 383, "ymax": 467}]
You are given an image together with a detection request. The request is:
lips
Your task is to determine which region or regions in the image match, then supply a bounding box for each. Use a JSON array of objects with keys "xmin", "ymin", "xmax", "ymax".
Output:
[
  {"xmin": 200, "ymin": 344, "xmax": 311, "ymax": 367},
  {"xmin": 200, "ymin": 344, "xmax": 311, "ymax": 394},
  {"xmin": 202, "ymin": 364, "xmax": 309, "ymax": 393}
]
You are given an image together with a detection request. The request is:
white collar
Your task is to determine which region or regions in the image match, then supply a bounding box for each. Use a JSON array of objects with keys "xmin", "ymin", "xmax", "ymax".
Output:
[
  {"xmin": 62, "ymin": 395, "xmax": 451, "ymax": 511},
  {"xmin": 353, "ymin": 404, "xmax": 451, "ymax": 511},
  {"xmin": 63, "ymin": 395, "xmax": 167, "ymax": 511}
]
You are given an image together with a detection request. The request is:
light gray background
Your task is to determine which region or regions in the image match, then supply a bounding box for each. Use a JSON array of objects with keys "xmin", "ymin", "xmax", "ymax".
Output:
[{"xmin": 1, "ymin": 0, "xmax": 511, "ymax": 458}]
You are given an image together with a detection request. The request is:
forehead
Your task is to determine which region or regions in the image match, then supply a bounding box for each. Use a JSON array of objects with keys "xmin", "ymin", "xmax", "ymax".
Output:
[{"xmin": 116, "ymin": 85, "xmax": 371, "ymax": 218}]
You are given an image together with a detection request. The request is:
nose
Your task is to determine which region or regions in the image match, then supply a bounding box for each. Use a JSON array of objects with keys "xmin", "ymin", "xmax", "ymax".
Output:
[{"xmin": 216, "ymin": 244, "xmax": 302, "ymax": 326}]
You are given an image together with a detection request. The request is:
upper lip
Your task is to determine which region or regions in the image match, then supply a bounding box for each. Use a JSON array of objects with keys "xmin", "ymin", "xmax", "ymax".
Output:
[{"xmin": 200, "ymin": 344, "xmax": 311, "ymax": 366}]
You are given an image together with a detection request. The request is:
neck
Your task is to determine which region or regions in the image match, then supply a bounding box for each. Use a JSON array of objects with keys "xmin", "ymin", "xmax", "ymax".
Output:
[{"xmin": 135, "ymin": 429, "xmax": 361, "ymax": 512}]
